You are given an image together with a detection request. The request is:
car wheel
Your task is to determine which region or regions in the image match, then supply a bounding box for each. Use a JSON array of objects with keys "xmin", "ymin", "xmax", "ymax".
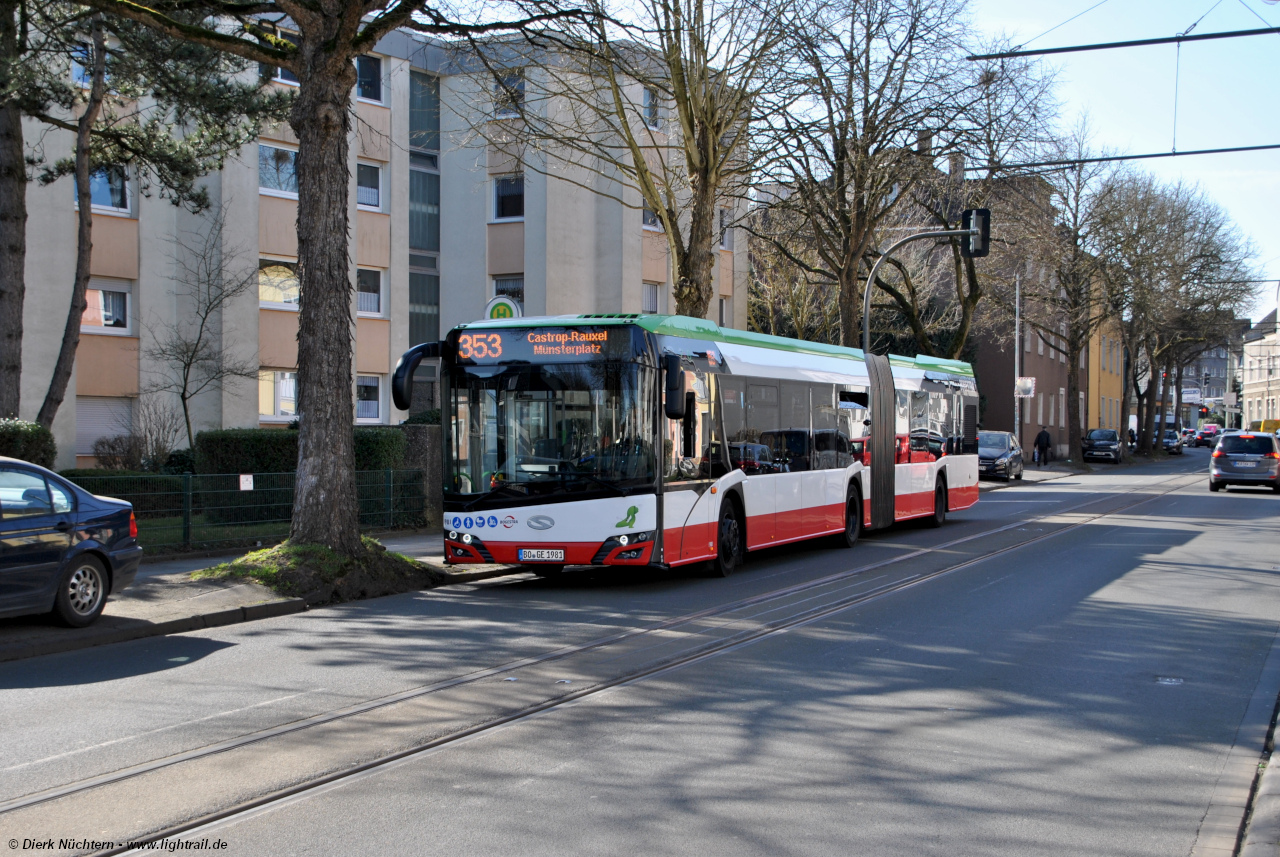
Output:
[
  {"xmin": 1014, "ymin": 467, "xmax": 1023, "ymax": 481},
  {"xmin": 1209, "ymin": 481, "xmax": 1221, "ymax": 493},
  {"xmin": 52, "ymin": 555, "xmax": 108, "ymax": 628},
  {"xmin": 836, "ymin": 486, "xmax": 862, "ymax": 549},
  {"xmin": 927, "ymin": 482, "xmax": 947, "ymax": 529},
  {"xmin": 708, "ymin": 500, "xmax": 743, "ymax": 577}
]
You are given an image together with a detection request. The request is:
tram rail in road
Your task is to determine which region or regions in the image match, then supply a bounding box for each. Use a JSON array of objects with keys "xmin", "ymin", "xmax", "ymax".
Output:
[{"xmin": 0, "ymin": 469, "xmax": 1206, "ymax": 856}]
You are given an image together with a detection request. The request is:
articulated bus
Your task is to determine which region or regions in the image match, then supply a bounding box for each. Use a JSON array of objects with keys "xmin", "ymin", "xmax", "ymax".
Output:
[{"xmin": 392, "ymin": 314, "xmax": 979, "ymax": 576}]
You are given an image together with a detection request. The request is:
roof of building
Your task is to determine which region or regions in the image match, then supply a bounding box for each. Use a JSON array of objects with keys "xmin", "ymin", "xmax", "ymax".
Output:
[{"xmin": 454, "ymin": 313, "xmax": 976, "ymax": 378}]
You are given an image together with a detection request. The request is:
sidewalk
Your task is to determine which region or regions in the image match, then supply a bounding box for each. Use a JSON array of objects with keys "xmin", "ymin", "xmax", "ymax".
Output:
[{"xmin": 0, "ymin": 531, "xmax": 525, "ymax": 665}]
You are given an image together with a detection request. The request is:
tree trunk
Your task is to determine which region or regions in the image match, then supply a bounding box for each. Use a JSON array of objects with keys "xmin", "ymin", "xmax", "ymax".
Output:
[
  {"xmin": 838, "ymin": 264, "xmax": 859, "ymax": 349},
  {"xmin": 288, "ymin": 58, "xmax": 362, "ymax": 555},
  {"xmin": 1066, "ymin": 340, "xmax": 1083, "ymax": 466},
  {"xmin": 1140, "ymin": 369, "xmax": 1158, "ymax": 455},
  {"xmin": 1174, "ymin": 365, "xmax": 1184, "ymax": 432},
  {"xmin": 0, "ymin": 2, "xmax": 25, "ymax": 419},
  {"xmin": 672, "ymin": 177, "xmax": 717, "ymax": 319},
  {"xmin": 1156, "ymin": 357, "xmax": 1172, "ymax": 450},
  {"xmin": 38, "ymin": 19, "xmax": 107, "ymax": 430}
]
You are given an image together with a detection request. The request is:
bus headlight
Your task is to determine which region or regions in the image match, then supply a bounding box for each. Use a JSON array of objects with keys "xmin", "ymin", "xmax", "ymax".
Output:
[
  {"xmin": 462, "ymin": 533, "xmax": 473, "ymax": 544},
  {"xmin": 619, "ymin": 535, "xmax": 629, "ymax": 546}
]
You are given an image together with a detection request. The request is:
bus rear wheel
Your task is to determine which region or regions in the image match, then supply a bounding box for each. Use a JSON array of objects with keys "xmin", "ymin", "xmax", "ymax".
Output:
[
  {"xmin": 837, "ymin": 487, "xmax": 862, "ymax": 548},
  {"xmin": 927, "ymin": 482, "xmax": 947, "ymax": 528},
  {"xmin": 708, "ymin": 501, "xmax": 743, "ymax": 577}
]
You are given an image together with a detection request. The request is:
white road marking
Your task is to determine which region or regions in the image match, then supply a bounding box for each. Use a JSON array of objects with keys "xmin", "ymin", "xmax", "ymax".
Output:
[{"xmin": 1, "ymin": 691, "xmax": 313, "ymax": 773}]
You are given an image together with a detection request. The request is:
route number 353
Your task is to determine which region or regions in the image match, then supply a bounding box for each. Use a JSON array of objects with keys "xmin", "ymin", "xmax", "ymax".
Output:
[{"xmin": 457, "ymin": 333, "xmax": 503, "ymax": 360}]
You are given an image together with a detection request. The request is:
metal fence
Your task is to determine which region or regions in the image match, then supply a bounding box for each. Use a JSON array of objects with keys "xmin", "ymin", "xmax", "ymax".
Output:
[{"xmin": 62, "ymin": 469, "xmax": 427, "ymax": 553}]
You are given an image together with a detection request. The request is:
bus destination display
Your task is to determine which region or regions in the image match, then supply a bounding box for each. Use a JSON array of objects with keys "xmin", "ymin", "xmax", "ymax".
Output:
[{"xmin": 454, "ymin": 327, "xmax": 633, "ymax": 363}]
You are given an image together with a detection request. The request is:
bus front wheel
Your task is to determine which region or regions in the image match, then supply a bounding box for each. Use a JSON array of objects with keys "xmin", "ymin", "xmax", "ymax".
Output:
[{"xmin": 708, "ymin": 501, "xmax": 743, "ymax": 578}]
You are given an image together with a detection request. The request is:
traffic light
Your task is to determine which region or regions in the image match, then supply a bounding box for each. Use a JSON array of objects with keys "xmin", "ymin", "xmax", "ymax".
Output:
[
  {"xmin": 1198, "ymin": 406, "xmax": 1209, "ymax": 417},
  {"xmin": 960, "ymin": 208, "xmax": 990, "ymax": 258}
]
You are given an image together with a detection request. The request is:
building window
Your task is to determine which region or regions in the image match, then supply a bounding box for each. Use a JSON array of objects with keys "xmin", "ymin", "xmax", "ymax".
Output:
[
  {"xmin": 1025, "ymin": 329, "xmax": 1031, "ymax": 352},
  {"xmin": 356, "ymin": 55, "xmax": 382, "ymax": 102},
  {"xmin": 410, "ymin": 71, "xmax": 440, "ymax": 151},
  {"xmin": 356, "ymin": 163, "xmax": 381, "ymax": 209},
  {"xmin": 642, "ymin": 282, "xmax": 660, "ymax": 314},
  {"xmin": 357, "ymin": 268, "xmax": 382, "ymax": 315},
  {"xmin": 81, "ymin": 279, "xmax": 131, "ymax": 334},
  {"xmin": 258, "ymin": 370, "xmax": 297, "ymax": 419},
  {"xmin": 259, "ymin": 144, "xmax": 298, "ymax": 196},
  {"xmin": 1037, "ymin": 332, "xmax": 1044, "ymax": 356},
  {"xmin": 76, "ymin": 396, "xmax": 133, "ymax": 456},
  {"xmin": 260, "ymin": 31, "xmax": 300, "ymax": 84},
  {"xmin": 259, "ymin": 260, "xmax": 300, "ymax": 307},
  {"xmin": 642, "ymin": 202, "xmax": 661, "ymax": 230},
  {"xmin": 74, "ymin": 166, "xmax": 129, "ymax": 212},
  {"xmin": 718, "ymin": 298, "xmax": 729, "ymax": 326},
  {"xmin": 494, "ymin": 175, "xmax": 524, "ymax": 220},
  {"xmin": 494, "ymin": 70, "xmax": 524, "ymax": 117},
  {"xmin": 1059, "ymin": 389, "xmax": 1065, "ymax": 428},
  {"xmin": 409, "ymin": 169, "xmax": 440, "ymax": 252},
  {"xmin": 70, "ymin": 42, "xmax": 109, "ymax": 87},
  {"xmin": 642, "ymin": 86, "xmax": 661, "ymax": 130},
  {"xmin": 494, "ymin": 276, "xmax": 524, "ymax": 309},
  {"xmin": 409, "ymin": 264, "xmax": 440, "ymax": 346},
  {"xmin": 719, "ymin": 208, "xmax": 734, "ymax": 250},
  {"xmin": 356, "ymin": 375, "xmax": 382, "ymax": 422}
]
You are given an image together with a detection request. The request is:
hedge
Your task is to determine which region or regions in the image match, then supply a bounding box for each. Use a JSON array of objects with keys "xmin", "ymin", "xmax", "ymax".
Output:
[
  {"xmin": 194, "ymin": 428, "xmax": 409, "ymax": 525},
  {"xmin": 0, "ymin": 419, "xmax": 57, "ymax": 469},
  {"xmin": 59, "ymin": 470, "xmax": 186, "ymax": 518},
  {"xmin": 194, "ymin": 427, "xmax": 406, "ymax": 475}
]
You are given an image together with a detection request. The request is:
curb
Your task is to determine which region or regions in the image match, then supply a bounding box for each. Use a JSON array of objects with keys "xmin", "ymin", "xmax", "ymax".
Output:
[
  {"xmin": 0, "ymin": 598, "xmax": 305, "ymax": 665},
  {"xmin": 1241, "ymin": 757, "xmax": 1280, "ymax": 857},
  {"xmin": 0, "ymin": 565, "xmax": 527, "ymax": 665}
]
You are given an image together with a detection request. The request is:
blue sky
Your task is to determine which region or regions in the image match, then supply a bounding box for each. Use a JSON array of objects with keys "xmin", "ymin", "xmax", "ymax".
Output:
[{"xmin": 970, "ymin": 0, "xmax": 1280, "ymax": 322}]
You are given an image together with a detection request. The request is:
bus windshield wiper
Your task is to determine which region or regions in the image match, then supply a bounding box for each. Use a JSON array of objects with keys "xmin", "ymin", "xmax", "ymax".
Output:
[
  {"xmin": 563, "ymin": 472, "xmax": 627, "ymax": 497},
  {"xmin": 462, "ymin": 483, "xmax": 529, "ymax": 511}
]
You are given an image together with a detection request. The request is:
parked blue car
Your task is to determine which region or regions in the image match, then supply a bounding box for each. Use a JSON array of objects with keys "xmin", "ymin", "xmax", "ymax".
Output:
[{"xmin": 0, "ymin": 456, "xmax": 142, "ymax": 627}]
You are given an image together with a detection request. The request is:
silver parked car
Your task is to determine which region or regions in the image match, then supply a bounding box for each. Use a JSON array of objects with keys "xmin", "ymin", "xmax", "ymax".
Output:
[{"xmin": 1209, "ymin": 433, "xmax": 1280, "ymax": 493}]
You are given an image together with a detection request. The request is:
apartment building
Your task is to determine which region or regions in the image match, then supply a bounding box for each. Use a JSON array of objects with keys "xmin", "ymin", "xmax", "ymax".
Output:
[
  {"xmin": 974, "ymin": 321, "xmax": 1077, "ymax": 460},
  {"xmin": 1243, "ymin": 310, "xmax": 1280, "ymax": 426},
  {"xmin": 16, "ymin": 31, "xmax": 747, "ymax": 469},
  {"xmin": 1087, "ymin": 320, "xmax": 1125, "ymax": 433}
]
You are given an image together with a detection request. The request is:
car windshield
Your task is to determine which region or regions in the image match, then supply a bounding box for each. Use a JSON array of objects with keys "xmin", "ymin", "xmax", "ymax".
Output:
[
  {"xmin": 1219, "ymin": 436, "xmax": 1277, "ymax": 455},
  {"xmin": 1164, "ymin": 431, "xmax": 1179, "ymax": 440},
  {"xmin": 1087, "ymin": 429, "xmax": 1118, "ymax": 441},
  {"xmin": 445, "ymin": 361, "xmax": 657, "ymax": 507},
  {"xmin": 977, "ymin": 432, "xmax": 1009, "ymax": 452}
]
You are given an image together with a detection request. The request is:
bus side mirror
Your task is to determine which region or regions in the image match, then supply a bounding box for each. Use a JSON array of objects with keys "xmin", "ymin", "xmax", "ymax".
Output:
[
  {"xmin": 392, "ymin": 341, "xmax": 441, "ymax": 410},
  {"xmin": 664, "ymin": 354, "xmax": 686, "ymax": 420}
]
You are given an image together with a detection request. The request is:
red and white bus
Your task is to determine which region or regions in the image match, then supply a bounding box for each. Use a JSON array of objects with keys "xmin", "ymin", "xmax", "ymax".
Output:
[{"xmin": 392, "ymin": 314, "xmax": 979, "ymax": 576}]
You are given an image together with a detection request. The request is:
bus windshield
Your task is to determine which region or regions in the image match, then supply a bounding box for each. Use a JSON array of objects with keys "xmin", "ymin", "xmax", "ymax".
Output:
[{"xmin": 446, "ymin": 362, "xmax": 657, "ymax": 508}]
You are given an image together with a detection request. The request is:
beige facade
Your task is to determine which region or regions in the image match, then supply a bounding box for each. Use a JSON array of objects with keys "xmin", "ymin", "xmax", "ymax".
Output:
[
  {"xmin": 1087, "ymin": 319, "xmax": 1126, "ymax": 432},
  {"xmin": 1243, "ymin": 311, "xmax": 1280, "ymax": 427},
  {"xmin": 16, "ymin": 31, "xmax": 747, "ymax": 469}
]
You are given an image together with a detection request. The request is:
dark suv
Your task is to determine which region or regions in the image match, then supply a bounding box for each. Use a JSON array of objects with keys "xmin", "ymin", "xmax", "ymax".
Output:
[
  {"xmin": 0, "ymin": 457, "xmax": 143, "ymax": 626},
  {"xmin": 1209, "ymin": 434, "xmax": 1280, "ymax": 493},
  {"xmin": 1082, "ymin": 429, "xmax": 1123, "ymax": 463}
]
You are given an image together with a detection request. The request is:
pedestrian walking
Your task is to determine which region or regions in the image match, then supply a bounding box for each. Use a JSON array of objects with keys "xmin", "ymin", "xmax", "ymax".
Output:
[{"xmin": 1034, "ymin": 426, "xmax": 1052, "ymax": 468}]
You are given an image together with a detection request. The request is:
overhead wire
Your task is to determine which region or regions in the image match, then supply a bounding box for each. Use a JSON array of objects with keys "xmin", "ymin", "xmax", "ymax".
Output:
[{"xmin": 1012, "ymin": 0, "xmax": 1111, "ymax": 51}]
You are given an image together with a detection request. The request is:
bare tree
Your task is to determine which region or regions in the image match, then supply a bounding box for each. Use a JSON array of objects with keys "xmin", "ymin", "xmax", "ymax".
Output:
[
  {"xmin": 142, "ymin": 207, "xmax": 258, "ymax": 450},
  {"xmin": 458, "ymin": 0, "xmax": 790, "ymax": 318},
  {"xmin": 84, "ymin": 0, "xmax": 582, "ymax": 557},
  {"xmin": 875, "ymin": 44, "xmax": 1058, "ymax": 358},
  {"xmin": 1094, "ymin": 172, "xmax": 1258, "ymax": 453},
  {"xmin": 750, "ymin": 0, "xmax": 971, "ymax": 347},
  {"xmin": 993, "ymin": 126, "xmax": 1116, "ymax": 465}
]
